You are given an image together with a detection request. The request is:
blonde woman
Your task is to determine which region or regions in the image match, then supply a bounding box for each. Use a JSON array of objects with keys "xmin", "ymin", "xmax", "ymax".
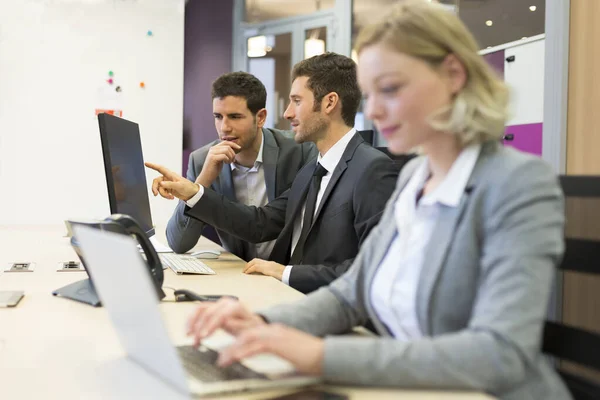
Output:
[{"xmin": 186, "ymin": 1, "xmax": 571, "ymax": 398}]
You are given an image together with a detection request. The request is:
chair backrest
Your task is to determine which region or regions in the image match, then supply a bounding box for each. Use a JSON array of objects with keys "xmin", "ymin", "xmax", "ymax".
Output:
[
  {"xmin": 358, "ymin": 129, "xmax": 375, "ymax": 146},
  {"xmin": 375, "ymin": 147, "xmax": 417, "ymax": 173},
  {"xmin": 542, "ymin": 175, "xmax": 600, "ymax": 400}
]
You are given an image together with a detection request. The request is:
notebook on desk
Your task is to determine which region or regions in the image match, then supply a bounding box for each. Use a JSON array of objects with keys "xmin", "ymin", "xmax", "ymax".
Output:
[{"xmin": 72, "ymin": 225, "xmax": 319, "ymax": 397}]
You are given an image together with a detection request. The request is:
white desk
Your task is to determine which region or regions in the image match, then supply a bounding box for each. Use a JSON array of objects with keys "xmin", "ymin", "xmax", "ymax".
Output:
[{"xmin": 0, "ymin": 225, "xmax": 493, "ymax": 400}]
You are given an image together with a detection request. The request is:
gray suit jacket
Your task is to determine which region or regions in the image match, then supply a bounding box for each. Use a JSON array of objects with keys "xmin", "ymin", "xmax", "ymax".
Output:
[
  {"xmin": 166, "ymin": 128, "xmax": 316, "ymax": 259},
  {"xmin": 185, "ymin": 133, "xmax": 399, "ymax": 293},
  {"xmin": 261, "ymin": 142, "xmax": 572, "ymax": 400}
]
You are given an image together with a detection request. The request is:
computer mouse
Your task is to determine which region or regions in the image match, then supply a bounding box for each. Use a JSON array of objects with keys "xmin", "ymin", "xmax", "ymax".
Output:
[
  {"xmin": 189, "ymin": 250, "xmax": 221, "ymax": 259},
  {"xmin": 173, "ymin": 289, "xmax": 205, "ymax": 302}
]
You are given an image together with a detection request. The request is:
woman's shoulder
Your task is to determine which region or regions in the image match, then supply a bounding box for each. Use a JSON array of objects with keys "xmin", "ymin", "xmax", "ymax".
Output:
[
  {"xmin": 394, "ymin": 142, "xmax": 559, "ymax": 199},
  {"xmin": 478, "ymin": 142, "xmax": 557, "ymax": 185},
  {"xmin": 473, "ymin": 143, "xmax": 562, "ymax": 214}
]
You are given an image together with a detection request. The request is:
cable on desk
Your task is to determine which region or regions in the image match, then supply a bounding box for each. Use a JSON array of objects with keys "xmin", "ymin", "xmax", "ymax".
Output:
[{"xmin": 161, "ymin": 286, "xmax": 178, "ymax": 302}]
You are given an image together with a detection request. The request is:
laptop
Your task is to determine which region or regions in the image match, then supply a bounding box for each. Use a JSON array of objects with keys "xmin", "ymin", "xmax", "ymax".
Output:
[{"xmin": 71, "ymin": 225, "xmax": 319, "ymax": 397}]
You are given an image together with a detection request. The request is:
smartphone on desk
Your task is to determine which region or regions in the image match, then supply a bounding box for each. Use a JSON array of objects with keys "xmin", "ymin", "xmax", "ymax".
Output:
[{"xmin": 0, "ymin": 291, "xmax": 24, "ymax": 307}]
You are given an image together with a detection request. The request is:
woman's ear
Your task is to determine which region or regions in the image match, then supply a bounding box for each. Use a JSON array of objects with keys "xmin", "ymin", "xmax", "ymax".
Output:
[{"xmin": 441, "ymin": 54, "xmax": 467, "ymax": 96}]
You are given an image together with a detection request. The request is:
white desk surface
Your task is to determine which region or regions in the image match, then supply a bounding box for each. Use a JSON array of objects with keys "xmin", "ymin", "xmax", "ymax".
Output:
[{"xmin": 0, "ymin": 225, "xmax": 493, "ymax": 400}]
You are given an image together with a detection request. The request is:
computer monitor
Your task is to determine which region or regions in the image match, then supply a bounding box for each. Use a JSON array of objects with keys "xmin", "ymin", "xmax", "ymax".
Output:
[{"xmin": 97, "ymin": 113, "xmax": 155, "ymax": 237}]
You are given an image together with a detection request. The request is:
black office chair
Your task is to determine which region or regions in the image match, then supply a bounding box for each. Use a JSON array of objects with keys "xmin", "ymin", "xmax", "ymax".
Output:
[
  {"xmin": 542, "ymin": 175, "xmax": 600, "ymax": 400},
  {"xmin": 375, "ymin": 147, "xmax": 417, "ymax": 173},
  {"xmin": 358, "ymin": 129, "xmax": 375, "ymax": 146}
]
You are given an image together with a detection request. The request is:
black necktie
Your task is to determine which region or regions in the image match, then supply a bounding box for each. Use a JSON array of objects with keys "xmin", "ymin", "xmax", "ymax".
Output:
[{"xmin": 289, "ymin": 162, "xmax": 328, "ymax": 264}]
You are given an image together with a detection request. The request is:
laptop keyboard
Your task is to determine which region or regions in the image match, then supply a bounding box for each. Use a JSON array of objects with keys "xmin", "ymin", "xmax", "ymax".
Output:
[
  {"xmin": 159, "ymin": 254, "xmax": 216, "ymax": 275},
  {"xmin": 177, "ymin": 345, "xmax": 268, "ymax": 382}
]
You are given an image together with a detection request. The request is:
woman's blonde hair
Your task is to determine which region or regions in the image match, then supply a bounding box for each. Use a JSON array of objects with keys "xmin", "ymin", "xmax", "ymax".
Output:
[{"xmin": 356, "ymin": 0, "xmax": 509, "ymax": 146}]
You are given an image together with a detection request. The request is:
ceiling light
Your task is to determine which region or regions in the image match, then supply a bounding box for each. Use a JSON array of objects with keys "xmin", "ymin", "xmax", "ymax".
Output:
[
  {"xmin": 486, "ymin": 20, "xmax": 493, "ymax": 27},
  {"xmin": 304, "ymin": 38, "xmax": 325, "ymax": 59},
  {"xmin": 247, "ymin": 36, "xmax": 267, "ymax": 57},
  {"xmin": 529, "ymin": 5, "xmax": 537, "ymax": 11}
]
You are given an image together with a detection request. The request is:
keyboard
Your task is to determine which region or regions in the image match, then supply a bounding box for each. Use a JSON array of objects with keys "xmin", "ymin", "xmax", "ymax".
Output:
[
  {"xmin": 177, "ymin": 345, "xmax": 267, "ymax": 382},
  {"xmin": 159, "ymin": 253, "xmax": 216, "ymax": 275}
]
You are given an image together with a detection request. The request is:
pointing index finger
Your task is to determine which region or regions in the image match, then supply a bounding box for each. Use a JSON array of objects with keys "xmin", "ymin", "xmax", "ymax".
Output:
[{"xmin": 145, "ymin": 162, "xmax": 175, "ymax": 179}]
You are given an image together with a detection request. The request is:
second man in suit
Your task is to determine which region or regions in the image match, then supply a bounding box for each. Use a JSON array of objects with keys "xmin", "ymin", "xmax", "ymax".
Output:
[
  {"xmin": 148, "ymin": 53, "xmax": 398, "ymax": 294},
  {"xmin": 166, "ymin": 72, "xmax": 316, "ymax": 261}
]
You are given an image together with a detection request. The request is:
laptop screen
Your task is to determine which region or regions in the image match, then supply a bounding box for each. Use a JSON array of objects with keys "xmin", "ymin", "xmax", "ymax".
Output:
[{"xmin": 72, "ymin": 225, "xmax": 189, "ymax": 392}]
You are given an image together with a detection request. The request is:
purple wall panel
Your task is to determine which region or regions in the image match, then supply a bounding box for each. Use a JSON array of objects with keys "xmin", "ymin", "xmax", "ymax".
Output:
[
  {"xmin": 503, "ymin": 122, "xmax": 543, "ymax": 156},
  {"xmin": 183, "ymin": 0, "xmax": 233, "ymax": 174},
  {"xmin": 483, "ymin": 50, "xmax": 505, "ymax": 79}
]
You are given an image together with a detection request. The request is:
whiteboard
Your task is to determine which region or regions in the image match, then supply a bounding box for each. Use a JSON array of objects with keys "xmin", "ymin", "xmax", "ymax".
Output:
[
  {"xmin": 0, "ymin": 0, "xmax": 184, "ymax": 227},
  {"xmin": 504, "ymin": 39, "xmax": 545, "ymax": 126}
]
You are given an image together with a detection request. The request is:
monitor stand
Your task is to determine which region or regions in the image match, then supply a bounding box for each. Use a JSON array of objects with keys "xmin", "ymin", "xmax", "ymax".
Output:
[{"xmin": 52, "ymin": 278, "xmax": 101, "ymax": 307}]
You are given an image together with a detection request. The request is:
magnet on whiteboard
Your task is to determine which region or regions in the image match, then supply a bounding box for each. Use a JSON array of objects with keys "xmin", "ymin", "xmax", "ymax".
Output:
[{"xmin": 115, "ymin": 86, "xmax": 122, "ymax": 93}]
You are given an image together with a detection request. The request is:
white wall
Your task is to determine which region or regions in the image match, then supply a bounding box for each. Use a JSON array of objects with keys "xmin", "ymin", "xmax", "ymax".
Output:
[
  {"xmin": 249, "ymin": 58, "xmax": 276, "ymax": 129},
  {"xmin": 0, "ymin": 0, "xmax": 184, "ymax": 227}
]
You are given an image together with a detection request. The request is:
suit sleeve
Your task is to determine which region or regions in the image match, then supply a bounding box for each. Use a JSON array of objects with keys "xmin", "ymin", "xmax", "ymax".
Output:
[
  {"xmin": 165, "ymin": 154, "xmax": 208, "ymax": 253},
  {"xmin": 272, "ymin": 159, "xmax": 566, "ymax": 393},
  {"xmin": 288, "ymin": 157, "xmax": 399, "ymax": 293},
  {"xmin": 185, "ymin": 187, "xmax": 289, "ymax": 244}
]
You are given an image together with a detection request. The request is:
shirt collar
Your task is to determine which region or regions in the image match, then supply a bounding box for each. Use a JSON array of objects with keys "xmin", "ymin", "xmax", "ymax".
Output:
[
  {"xmin": 415, "ymin": 143, "xmax": 481, "ymax": 207},
  {"xmin": 317, "ymin": 128, "xmax": 356, "ymax": 174},
  {"xmin": 231, "ymin": 130, "xmax": 264, "ymax": 171}
]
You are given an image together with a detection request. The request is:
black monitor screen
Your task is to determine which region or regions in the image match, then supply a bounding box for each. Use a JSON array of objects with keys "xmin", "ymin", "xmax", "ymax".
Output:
[{"xmin": 97, "ymin": 113, "xmax": 155, "ymax": 237}]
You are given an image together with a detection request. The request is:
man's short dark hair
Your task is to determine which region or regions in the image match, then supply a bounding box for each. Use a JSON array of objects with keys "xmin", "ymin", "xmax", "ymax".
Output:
[
  {"xmin": 211, "ymin": 72, "xmax": 267, "ymax": 115},
  {"xmin": 291, "ymin": 52, "xmax": 361, "ymax": 127}
]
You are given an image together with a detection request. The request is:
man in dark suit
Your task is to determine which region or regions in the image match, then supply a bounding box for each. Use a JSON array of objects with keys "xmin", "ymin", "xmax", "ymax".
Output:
[
  {"xmin": 166, "ymin": 72, "xmax": 316, "ymax": 261},
  {"xmin": 147, "ymin": 53, "xmax": 398, "ymax": 294}
]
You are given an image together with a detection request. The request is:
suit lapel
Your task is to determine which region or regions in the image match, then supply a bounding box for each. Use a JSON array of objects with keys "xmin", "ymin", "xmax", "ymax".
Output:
[
  {"xmin": 364, "ymin": 160, "xmax": 421, "ymax": 337},
  {"xmin": 287, "ymin": 162, "xmax": 316, "ymax": 224},
  {"xmin": 212, "ymin": 164, "xmax": 245, "ymax": 257},
  {"xmin": 268, "ymin": 163, "xmax": 315, "ymax": 264},
  {"xmin": 310, "ymin": 134, "xmax": 363, "ymax": 227},
  {"xmin": 217, "ymin": 164, "xmax": 236, "ymax": 201},
  {"xmin": 415, "ymin": 197, "xmax": 470, "ymax": 335},
  {"xmin": 262, "ymin": 128, "xmax": 279, "ymax": 201},
  {"xmin": 414, "ymin": 143, "xmax": 492, "ymax": 335}
]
